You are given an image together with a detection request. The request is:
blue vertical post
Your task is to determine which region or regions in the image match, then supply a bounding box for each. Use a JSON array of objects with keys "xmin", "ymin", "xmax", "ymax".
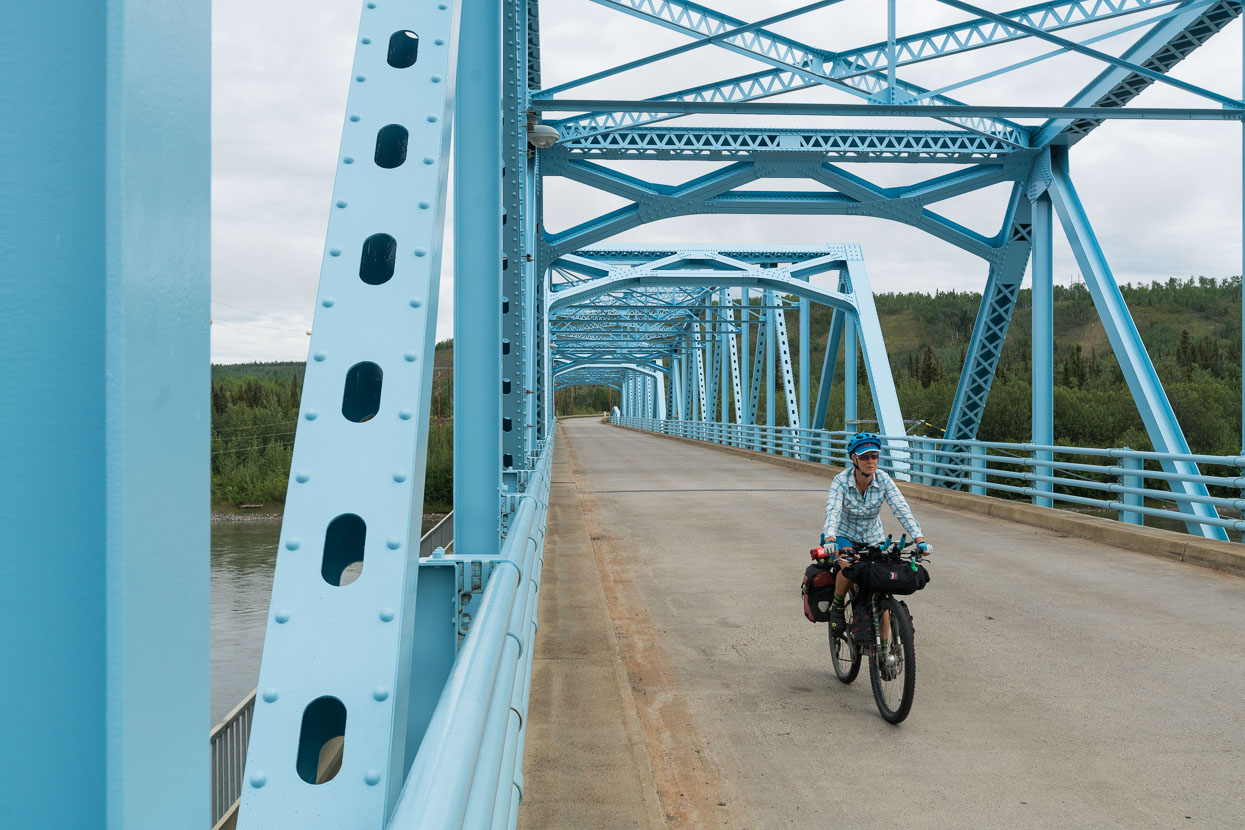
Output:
[
  {"xmin": 1119, "ymin": 453, "xmax": 1144, "ymax": 525},
  {"xmin": 741, "ymin": 288, "xmax": 751, "ymax": 405},
  {"xmin": 799, "ymin": 297, "xmax": 810, "ymax": 431},
  {"xmin": 242, "ymin": 0, "xmax": 461, "ymax": 822},
  {"xmin": 845, "ymin": 315, "xmax": 858, "ymax": 428},
  {"xmin": 1, "ymin": 2, "xmax": 209, "ymax": 827},
  {"xmin": 501, "ymin": 0, "xmax": 531, "ymax": 478},
  {"xmin": 455, "ymin": 0, "xmax": 503, "ymax": 556},
  {"xmin": 766, "ymin": 290, "xmax": 776, "ymax": 429},
  {"xmin": 1032, "ymin": 193, "xmax": 1055, "ymax": 508},
  {"xmin": 720, "ymin": 291, "xmax": 730, "ymax": 427},
  {"xmin": 970, "ymin": 444, "xmax": 987, "ymax": 495}
]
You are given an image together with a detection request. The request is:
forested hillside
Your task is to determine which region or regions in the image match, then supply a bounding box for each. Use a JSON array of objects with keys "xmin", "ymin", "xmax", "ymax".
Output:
[{"xmin": 212, "ymin": 277, "xmax": 1243, "ymax": 507}]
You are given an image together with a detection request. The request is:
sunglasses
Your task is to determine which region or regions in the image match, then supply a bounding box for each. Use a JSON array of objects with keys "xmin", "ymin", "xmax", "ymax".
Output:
[{"xmin": 856, "ymin": 451, "xmax": 880, "ymax": 460}]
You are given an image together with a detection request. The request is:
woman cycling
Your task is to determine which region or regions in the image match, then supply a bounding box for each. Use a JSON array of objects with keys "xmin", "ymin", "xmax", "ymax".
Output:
[{"xmin": 823, "ymin": 432, "xmax": 931, "ymax": 634}]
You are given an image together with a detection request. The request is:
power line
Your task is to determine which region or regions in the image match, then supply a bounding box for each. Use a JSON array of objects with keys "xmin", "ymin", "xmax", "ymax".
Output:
[
  {"xmin": 212, "ymin": 439, "xmax": 296, "ymax": 456},
  {"xmin": 211, "ymin": 299, "xmax": 310, "ymax": 328},
  {"xmin": 213, "ymin": 428, "xmax": 297, "ymax": 441},
  {"xmin": 213, "ymin": 420, "xmax": 299, "ymax": 434},
  {"xmin": 211, "ymin": 318, "xmax": 307, "ymax": 335}
]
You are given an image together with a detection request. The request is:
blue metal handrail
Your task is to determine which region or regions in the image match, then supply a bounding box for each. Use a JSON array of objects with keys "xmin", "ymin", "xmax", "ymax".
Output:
[
  {"xmin": 388, "ymin": 434, "xmax": 554, "ymax": 828},
  {"xmin": 612, "ymin": 416, "xmax": 1245, "ymax": 539}
]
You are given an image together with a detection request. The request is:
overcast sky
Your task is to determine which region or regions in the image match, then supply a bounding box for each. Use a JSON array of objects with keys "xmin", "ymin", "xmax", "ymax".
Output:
[{"xmin": 210, "ymin": 0, "xmax": 1245, "ymax": 364}]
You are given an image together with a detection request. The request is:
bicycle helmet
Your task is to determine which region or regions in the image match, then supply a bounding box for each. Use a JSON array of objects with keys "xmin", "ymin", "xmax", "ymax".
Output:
[{"xmin": 846, "ymin": 431, "xmax": 882, "ymax": 456}]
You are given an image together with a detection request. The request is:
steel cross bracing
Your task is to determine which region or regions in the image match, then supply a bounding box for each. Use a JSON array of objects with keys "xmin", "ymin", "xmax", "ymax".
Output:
[
  {"xmin": 533, "ymin": 0, "xmax": 1242, "ymax": 540},
  {"xmin": 238, "ymin": 1, "xmax": 1245, "ymax": 828},
  {"xmin": 547, "ymin": 247, "xmax": 908, "ymax": 451},
  {"xmin": 539, "ymin": 0, "xmax": 1237, "ymax": 144}
]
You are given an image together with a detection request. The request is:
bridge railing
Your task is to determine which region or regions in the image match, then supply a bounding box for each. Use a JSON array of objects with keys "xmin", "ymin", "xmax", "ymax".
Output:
[
  {"xmin": 421, "ymin": 511, "xmax": 454, "ymax": 556},
  {"xmin": 613, "ymin": 417, "xmax": 1245, "ymax": 538},
  {"xmin": 389, "ymin": 433, "xmax": 554, "ymax": 828},
  {"xmin": 210, "ymin": 690, "xmax": 254, "ymax": 828}
]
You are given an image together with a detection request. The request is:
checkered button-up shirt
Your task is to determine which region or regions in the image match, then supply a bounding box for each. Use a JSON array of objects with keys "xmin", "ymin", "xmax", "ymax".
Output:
[{"xmin": 822, "ymin": 468, "xmax": 922, "ymax": 546}]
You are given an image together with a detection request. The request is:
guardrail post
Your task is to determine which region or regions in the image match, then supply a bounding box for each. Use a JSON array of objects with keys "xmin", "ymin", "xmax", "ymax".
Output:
[
  {"xmin": 970, "ymin": 444, "xmax": 987, "ymax": 495},
  {"xmin": 1118, "ymin": 452, "xmax": 1144, "ymax": 525},
  {"xmin": 1033, "ymin": 447, "xmax": 1054, "ymax": 508},
  {"xmin": 912, "ymin": 438, "xmax": 925, "ymax": 484}
]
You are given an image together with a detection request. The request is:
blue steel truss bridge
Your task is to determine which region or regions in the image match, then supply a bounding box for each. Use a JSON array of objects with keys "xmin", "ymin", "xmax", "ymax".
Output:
[{"xmin": 10, "ymin": 1, "xmax": 1245, "ymax": 828}]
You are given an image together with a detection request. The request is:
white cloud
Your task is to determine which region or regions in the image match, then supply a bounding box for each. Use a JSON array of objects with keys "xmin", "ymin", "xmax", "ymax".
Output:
[{"xmin": 212, "ymin": 0, "xmax": 1244, "ymax": 362}]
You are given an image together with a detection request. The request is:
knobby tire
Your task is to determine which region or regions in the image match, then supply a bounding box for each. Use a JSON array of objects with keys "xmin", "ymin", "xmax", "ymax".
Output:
[
  {"xmin": 828, "ymin": 592, "xmax": 860, "ymax": 684},
  {"xmin": 868, "ymin": 597, "xmax": 915, "ymax": 724}
]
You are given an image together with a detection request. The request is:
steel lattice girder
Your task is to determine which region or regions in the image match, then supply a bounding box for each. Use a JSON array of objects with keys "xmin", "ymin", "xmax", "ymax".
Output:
[
  {"xmin": 558, "ymin": 0, "xmax": 1035, "ymax": 144},
  {"xmin": 544, "ymin": 0, "xmax": 1218, "ymax": 144},
  {"xmin": 1035, "ymin": 0, "xmax": 1243, "ymax": 147},
  {"xmin": 550, "ymin": 127, "xmax": 1017, "ymax": 163}
]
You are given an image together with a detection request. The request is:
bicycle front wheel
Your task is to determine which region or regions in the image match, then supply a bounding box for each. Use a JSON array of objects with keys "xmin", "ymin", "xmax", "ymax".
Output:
[
  {"xmin": 828, "ymin": 595, "xmax": 860, "ymax": 684},
  {"xmin": 868, "ymin": 597, "xmax": 915, "ymax": 724}
]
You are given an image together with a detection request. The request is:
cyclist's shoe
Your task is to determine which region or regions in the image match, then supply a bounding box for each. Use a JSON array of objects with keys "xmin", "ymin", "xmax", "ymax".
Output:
[{"xmin": 828, "ymin": 604, "xmax": 847, "ymax": 634}]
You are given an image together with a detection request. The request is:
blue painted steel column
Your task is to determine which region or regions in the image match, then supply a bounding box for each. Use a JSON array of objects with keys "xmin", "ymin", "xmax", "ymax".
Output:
[
  {"xmin": 720, "ymin": 291, "xmax": 730, "ymax": 424},
  {"xmin": 1032, "ymin": 193, "xmax": 1055, "ymax": 508},
  {"xmin": 0, "ymin": 2, "xmax": 209, "ymax": 827},
  {"xmin": 740, "ymin": 288, "xmax": 751, "ymax": 402},
  {"xmin": 799, "ymin": 298, "xmax": 810, "ymax": 430},
  {"xmin": 455, "ymin": 0, "xmax": 503, "ymax": 556},
  {"xmin": 812, "ymin": 308, "xmax": 845, "ymax": 431},
  {"xmin": 766, "ymin": 290, "xmax": 776, "ymax": 428},
  {"xmin": 845, "ymin": 315, "xmax": 858, "ymax": 427},
  {"xmin": 241, "ymin": 0, "xmax": 461, "ymax": 823},
  {"xmin": 502, "ymin": 0, "xmax": 533, "ymax": 475}
]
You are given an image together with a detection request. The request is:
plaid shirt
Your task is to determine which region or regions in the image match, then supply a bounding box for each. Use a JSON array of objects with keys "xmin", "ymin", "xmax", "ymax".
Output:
[{"xmin": 822, "ymin": 468, "xmax": 922, "ymax": 546}]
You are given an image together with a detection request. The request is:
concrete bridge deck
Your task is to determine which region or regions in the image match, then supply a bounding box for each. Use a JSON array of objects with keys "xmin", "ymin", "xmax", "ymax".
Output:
[{"xmin": 519, "ymin": 419, "xmax": 1245, "ymax": 830}]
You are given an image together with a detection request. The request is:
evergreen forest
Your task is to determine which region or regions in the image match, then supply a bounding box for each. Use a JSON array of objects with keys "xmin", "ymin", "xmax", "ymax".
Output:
[{"xmin": 213, "ymin": 277, "xmax": 1243, "ymax": 510}]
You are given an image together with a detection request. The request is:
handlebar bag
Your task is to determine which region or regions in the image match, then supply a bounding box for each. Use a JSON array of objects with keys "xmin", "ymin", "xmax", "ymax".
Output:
[
  {"xmin": 845, "ymin": 559, "xmax": 930, "ymax": 596},
  {"xmin": 802, "ymin": 562, "xmax": 837, "ymax": 622}
]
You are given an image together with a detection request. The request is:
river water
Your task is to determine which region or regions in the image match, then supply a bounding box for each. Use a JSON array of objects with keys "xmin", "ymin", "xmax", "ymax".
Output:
[{"xmin": 211, "ymin": 522, "xmax": 280, "ymax": 723}]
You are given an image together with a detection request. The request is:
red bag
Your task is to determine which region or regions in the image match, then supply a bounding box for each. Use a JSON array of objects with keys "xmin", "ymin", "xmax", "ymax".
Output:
[{"xmin": 802, "ymin": 560, "xmax": 837, "ymax": 622}]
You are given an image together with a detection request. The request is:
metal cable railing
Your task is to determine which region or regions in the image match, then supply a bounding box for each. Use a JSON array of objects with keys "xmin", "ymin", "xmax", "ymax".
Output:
[
  {"xmin": 210, "ymin": 509, "xmax": 460, "ymax": 828},
  {"xmin": 613, "ymin": 416, "xmax": 1245, "ymax": 540}
]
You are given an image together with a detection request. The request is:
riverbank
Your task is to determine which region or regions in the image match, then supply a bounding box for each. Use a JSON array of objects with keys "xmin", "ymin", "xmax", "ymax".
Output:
[{"xmin": 211, "ymin": 510, "xmax": 451, "ymax": 534}]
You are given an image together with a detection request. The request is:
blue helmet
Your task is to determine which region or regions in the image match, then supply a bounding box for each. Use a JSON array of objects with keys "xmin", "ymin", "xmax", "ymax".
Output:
[{"xmin": 847, "ymin": 431, "xmax": 882, "ymax": 456}]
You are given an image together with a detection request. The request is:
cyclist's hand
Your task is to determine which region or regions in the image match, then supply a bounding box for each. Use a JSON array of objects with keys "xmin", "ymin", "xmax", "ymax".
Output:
[{"xmin": 916, "ymin": 541, "xmax": 932, "ymax": 556}]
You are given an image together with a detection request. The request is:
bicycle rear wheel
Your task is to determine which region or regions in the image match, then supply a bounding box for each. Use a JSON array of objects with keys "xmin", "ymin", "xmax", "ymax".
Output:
[
  {"xmin": 828, "ymin": 593, "xmax": 860, "ymax": 683},
  {"xmin": 868, "ymin": 597, "xmax": 915, "ymax": 723}
]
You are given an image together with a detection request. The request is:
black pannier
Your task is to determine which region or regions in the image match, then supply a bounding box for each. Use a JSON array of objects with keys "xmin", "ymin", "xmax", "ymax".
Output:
[
  {"xmin": 845, "ymin": 559, "xmax": 931, "ymax": 596},
  {"xmin": 802, "ymin": 562, "xmax": 837, "ymax": 622},
  {"xmin": 850, "ymin": 596, "xmax": 874, "ymax": 644}
]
